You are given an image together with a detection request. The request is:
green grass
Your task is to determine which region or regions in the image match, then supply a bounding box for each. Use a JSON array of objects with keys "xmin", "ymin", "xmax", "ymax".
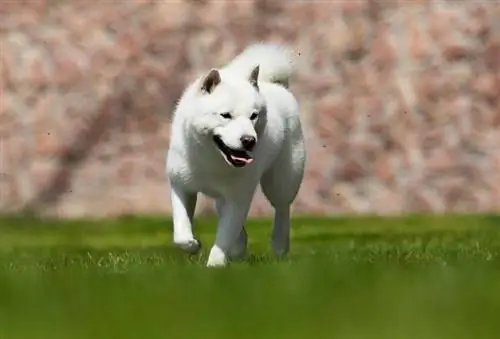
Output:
[{"xmin": 0, "ymin": 214, "xmax": 500, "ymax": 339}]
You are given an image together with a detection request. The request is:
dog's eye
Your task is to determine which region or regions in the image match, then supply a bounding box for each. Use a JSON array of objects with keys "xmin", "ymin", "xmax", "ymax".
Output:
[
  {"xmin": 249, "ymin": 112, "xmax": 258, "ymax": 120},
  {"xmin": 220, "ymin": 112, "xmax": 232, "ymax": 119}
]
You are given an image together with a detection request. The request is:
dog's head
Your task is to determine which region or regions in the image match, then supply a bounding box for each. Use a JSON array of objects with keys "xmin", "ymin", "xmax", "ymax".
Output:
[{"xmin": 190, "ymin": 66, "xmax": 266, "ymax": 168}]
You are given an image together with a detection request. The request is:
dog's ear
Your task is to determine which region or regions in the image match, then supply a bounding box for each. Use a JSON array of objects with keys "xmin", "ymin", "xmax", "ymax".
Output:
[
  {"xmin": 201, "ymin": 69, "xmax": 221, "ymax": 94},
  {"xmin": 249, "ymin": 65, "xmax": 259, "ymax": 90}
]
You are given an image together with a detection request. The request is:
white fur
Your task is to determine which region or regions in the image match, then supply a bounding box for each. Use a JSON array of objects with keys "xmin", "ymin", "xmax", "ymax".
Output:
[
  {"xmin": 224, "ymin": 43, "xmax": 296, "ymax": 88},
  {"xmin": 166, "ymin": 43, "xmax": 306, "ymax": 267}
]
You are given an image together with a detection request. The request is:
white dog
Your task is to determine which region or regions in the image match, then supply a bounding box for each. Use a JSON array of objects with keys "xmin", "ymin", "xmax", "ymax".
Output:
[{"xmin": 166, "ymin": 43, "xmax": 306, "ymax": 267}]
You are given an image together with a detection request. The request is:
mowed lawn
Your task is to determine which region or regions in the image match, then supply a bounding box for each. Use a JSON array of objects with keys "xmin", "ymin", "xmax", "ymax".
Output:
[{"xmin": 0, "ymin": 214, "xmax": 500, "ymax": 339}]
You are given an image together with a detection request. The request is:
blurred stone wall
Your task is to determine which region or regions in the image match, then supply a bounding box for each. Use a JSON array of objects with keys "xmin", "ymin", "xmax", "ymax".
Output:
[{"xmin": 1, "ymin": 0, "xmax": 500, "ymax": 217}]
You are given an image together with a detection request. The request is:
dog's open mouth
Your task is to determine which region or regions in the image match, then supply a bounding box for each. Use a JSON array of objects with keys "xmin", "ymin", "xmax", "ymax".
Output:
[{"xmin": 213, "ymin": 135, "xmax": 254, "ymax": 168}]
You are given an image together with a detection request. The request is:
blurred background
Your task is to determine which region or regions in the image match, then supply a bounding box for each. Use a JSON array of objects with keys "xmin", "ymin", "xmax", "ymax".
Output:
[
  {"xmin": 1, "ymin": 3, "xmax": 500, "ymax": 339},
  {"xmin": 1, "ymin": 0, "xmax": 499, "ymax": 218}
]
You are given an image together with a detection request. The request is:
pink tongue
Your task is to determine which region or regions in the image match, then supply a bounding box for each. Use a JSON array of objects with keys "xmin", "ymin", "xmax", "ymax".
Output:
[{"xmin": 230, "ymin": 155, "xmax": 254, "ymax": 164}]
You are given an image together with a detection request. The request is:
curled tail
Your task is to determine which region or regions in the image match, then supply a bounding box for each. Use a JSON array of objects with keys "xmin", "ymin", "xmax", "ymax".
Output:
[{"xmin": 223, "ymin": 43, "xmax": 297, "ymax": 88}]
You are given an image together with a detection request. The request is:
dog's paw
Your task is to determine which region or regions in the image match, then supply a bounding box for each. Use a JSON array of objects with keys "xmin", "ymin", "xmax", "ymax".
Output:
[
  {"xmin": 206, "ymin": 245, "xmax": 228, "ymax": 268},
  {"xmin": 272, "ymin": 240, "xmax": 289, "ymax": 257},
  {"xmin": 174, "ymin": 237, "xmax": 201, "ymax": 254}
]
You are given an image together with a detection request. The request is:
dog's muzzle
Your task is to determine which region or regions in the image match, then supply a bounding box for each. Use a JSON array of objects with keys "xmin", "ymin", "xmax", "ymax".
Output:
[{"xmin": 213, "ymin": 135, "xmax": 254, "ymax": 168}]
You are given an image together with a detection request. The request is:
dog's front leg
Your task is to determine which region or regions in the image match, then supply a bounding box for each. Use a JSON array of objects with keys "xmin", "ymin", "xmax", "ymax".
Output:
[
  {"xmin": 207, "ymin": 197, "xmax": 252, "ymax": 267},
  {"xmin": 215, "ymin": 199, "xmax": 248, "ymax": 260},
  {"xmin": 171, "ymin": 183, "xmax": 200, "ymax": 254}
]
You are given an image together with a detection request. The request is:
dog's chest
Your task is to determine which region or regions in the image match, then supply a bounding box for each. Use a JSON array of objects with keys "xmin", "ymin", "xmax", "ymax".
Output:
[{"xmin": 189, "ymin": 165, "xmax": 257, "ymax": 199}]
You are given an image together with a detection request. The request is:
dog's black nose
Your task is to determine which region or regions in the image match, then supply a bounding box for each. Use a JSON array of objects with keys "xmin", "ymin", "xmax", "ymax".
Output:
[{"xmin": 240, "ymin": 135, "xmax": 256, "ymax": 151}]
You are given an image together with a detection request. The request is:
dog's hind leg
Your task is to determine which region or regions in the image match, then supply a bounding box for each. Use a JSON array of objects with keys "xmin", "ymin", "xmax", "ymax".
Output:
[
  {"xmin": 261, "ymin": 132, "xmax": 305, "ymax": 256},
  {"xmin": 215, "ymin": 199, "xmax": 248, "ymax": 260},
  {"xmin": 171, "ymin": 184, "xmax": 201, "ymax": 254},
  {"xmin": 261, "ymin": 183, "xmax": 297, "ymax": 256}
]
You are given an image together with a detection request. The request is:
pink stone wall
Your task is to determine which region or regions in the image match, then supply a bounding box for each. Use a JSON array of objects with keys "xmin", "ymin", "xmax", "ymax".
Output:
[{"xmin": 1, "ymin": 0, "xmax": 500, "ymax": 217}]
